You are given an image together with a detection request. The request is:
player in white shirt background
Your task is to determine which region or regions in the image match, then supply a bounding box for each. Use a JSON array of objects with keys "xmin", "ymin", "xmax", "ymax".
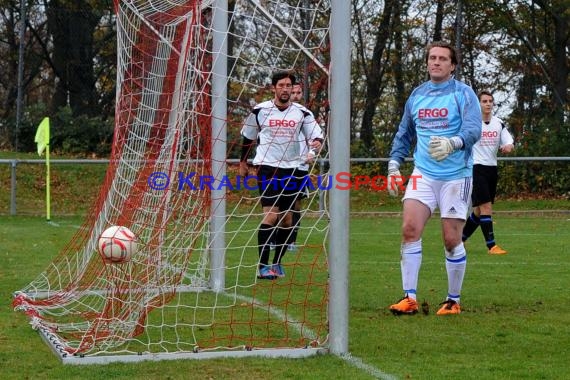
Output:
[
  {"xmin": 239, "ymin": 70, "xmax": 324, "ymax": 280},
  {"xmin": 287, "ymin": 82, "xmax": 315, "ymax": 252},
  {"xmin": 462, "ymin": 90, "xmax": 514, "ymax": 255}
]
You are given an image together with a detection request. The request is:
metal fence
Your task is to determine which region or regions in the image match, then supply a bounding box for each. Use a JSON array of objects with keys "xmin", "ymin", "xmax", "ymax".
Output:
[{"xmin": 1, "ymin": 157, "xmax": 569, "ymax": 216}]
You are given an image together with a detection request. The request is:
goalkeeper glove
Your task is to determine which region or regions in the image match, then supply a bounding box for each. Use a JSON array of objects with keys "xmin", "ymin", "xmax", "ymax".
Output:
[
  {"xmin": 428, "ymin": 136, "xmax": 463, "ymax": 161},
  {"xmin": 387, "ymin": 160, "xmax": 402, "ymax": 197}
]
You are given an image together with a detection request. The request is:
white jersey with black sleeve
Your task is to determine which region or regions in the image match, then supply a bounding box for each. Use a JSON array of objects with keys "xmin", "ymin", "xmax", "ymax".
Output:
[
  {"xmin": 297, "ymin": 130, "xmax": 310, "ymax": 172},
  {"xmin": 297, "ymin": 103, "xmax": 318, "ymax": 172},
  {"xmin": 240, "ymin": 100, "xmax": 323, "ymax": 169},
  {"xmin": 473, "ymin": 116, "xmax": 514, "ymax": 166}
]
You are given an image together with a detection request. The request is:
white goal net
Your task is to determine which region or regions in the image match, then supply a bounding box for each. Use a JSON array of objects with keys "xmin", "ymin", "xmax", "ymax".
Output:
[{"xmin": 13, "ymin": 0, "xmax": 333, "ymax": 363}]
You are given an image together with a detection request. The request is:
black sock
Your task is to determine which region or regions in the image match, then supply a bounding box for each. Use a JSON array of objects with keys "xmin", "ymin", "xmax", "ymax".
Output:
[
  {"xmin": 290, "ymin": 209, "xmax": 301, "ymax": 244},
  {"xmin": 462, "ymin": 212, "xmax": 480, "ymax": 241},
  {"xmin": 479, "ymin": 215, "xmax": 496, "ymax": 249},
  {"xmin": 258, "ymin": 224, "xmax": 275, "ymax": 268},
  {"xmin": 273, "ymin": 227, "xmax": 293, "ymax": 264}
]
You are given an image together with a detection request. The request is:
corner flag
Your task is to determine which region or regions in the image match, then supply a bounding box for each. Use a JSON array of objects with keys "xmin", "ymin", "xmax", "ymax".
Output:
[
  {"xmin": 35, "ymin": 117, "xmax": 50, "ymax": 156},
  {"xmin": 34, "ymin": 117, "xmax": 51, "ymax": 221}
]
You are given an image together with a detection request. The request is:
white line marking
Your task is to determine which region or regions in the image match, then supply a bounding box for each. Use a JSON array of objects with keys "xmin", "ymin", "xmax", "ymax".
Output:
[
  {"xmin": 232, "ymin": 293, "xmax": 396, "ymax": 379},
  {"xmin": 340, "ymin": 353, "xmax": 398, "ymax": 380}
]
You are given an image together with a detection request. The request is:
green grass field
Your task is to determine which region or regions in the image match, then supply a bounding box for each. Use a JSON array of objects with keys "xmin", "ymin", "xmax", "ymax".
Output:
[
  {"xmin": 2, "ymin": 152, "xmax": 569, "ymax": 216},
  {"xmin": 1, "ymin": 211, "xmax": 569, "ymax": 379}
]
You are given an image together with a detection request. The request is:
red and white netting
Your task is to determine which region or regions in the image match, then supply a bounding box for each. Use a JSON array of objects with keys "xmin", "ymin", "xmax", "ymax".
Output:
[{"xmin": 14, "ymin": 0, "xmax": 331, "ymax": 360}]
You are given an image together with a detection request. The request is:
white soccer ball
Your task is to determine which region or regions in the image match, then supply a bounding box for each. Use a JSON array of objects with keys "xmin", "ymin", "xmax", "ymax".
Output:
[{"xmin": 98, "ymin": 226, "xmax": 138, "ymax": 263}]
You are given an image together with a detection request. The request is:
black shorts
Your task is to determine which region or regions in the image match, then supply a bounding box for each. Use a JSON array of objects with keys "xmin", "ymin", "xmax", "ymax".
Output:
[
  {"xmin": 296, "ymin": 169, "xmax": 310, "ymax": 200},
  {"xmin": 257, "ymin": 165, "xmax": 304, "ymax": 210},
  {"xmin": 471, "ymin": 164, "xmax": 498, "ymax": 206}
]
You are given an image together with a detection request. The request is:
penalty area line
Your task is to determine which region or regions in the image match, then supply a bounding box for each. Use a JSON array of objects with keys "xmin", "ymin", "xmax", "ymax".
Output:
[
  {"xmin": 340, "ymin": 352, "xmax": 398, "ymax": 380},
  {"xmin": 232, "ymin": 293, "xmax": 396, "ymax": 379}
]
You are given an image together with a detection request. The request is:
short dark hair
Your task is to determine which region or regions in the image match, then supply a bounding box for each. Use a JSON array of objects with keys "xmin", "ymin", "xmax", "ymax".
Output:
[
  {"xmin": 478, "ymin": 90, "xmax": 494, "ymax": 100},
  {"xmin": 271, "ymin": 70, "xmax": 296, "ymax": 86},
  {"xmin": 425, "ymin": 41, "xmax": 459, "ymax": 66}
]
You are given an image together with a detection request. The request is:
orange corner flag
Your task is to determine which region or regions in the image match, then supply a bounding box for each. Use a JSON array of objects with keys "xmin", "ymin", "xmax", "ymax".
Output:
[{"xmin": 34, "ymin": 117, "xmax": 50, "ymax": 156}]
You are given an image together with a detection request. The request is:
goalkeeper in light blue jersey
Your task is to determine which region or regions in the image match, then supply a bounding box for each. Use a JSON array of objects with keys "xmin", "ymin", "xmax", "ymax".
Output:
[{"xmin": 387, "ymin": 41, "xmax": 482, "ymax": 316}]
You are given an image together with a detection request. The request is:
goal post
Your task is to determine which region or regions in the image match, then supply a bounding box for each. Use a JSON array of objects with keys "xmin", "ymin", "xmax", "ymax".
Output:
[
  {"xmin": 12, "ymin": 0, "xmax": 350, "ymax": 363},
  {"xmin": 209, "ymin": 0, "xmax": 228, "ymax": 294},
  {"xmin": 328, "ymin": 0, "xmax": 350, "ymax": 356}
]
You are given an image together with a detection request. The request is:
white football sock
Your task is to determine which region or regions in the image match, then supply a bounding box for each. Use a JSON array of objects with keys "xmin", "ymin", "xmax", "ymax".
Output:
[
  {"xmin": 401, "ymin": 239, "xmax": 422, "ymax": 300},
  {"xmin": 445, "ymin": 243, "xmax": 467, "ymax": 303}
]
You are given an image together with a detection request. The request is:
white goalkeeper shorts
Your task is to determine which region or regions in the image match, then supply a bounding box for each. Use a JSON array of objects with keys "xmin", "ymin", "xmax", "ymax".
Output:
[{"xmin": 402, "ymin": 167, "xmax": 472, "ymax": 220}]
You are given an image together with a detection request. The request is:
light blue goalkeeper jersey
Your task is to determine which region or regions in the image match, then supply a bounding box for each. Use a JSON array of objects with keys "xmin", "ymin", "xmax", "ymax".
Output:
[{"xmin": 389, "ymin": 78, "xmax": 482, "ymax": 180}]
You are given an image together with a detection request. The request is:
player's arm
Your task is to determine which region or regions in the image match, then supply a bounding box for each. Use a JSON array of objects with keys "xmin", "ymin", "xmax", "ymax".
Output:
[
  {"xmin": 500, "ymin": 143, "xmax": 514, "ymax": 154},
  {"xmin": 388, "ymin": 100, "xmax": 416, "ymax": 196},
  {"xmin": 310, "ymin": 137, "xmax": 324, "ymax": 151},
  {"xmin": 499, "ymin": 122, "xmax": 515, "ymax": 153},
  {"xmin": 456, "ymin": 88, "xmax": 483, "ymax": 150},
  {"xmin": 301, "ymin": 110, "xmax": 324, "ymax": 153},
  {"xmin": 239, "ymin": 136, "xmax": 255, "ymax": 176},
  {"xmin": 429, "ymin": 89, "xmax": 482, "ymax": 161},
  {"xmin": 239, "ymin": 111, "xmax": 259, "ymax": 177},
  {"xmin": 389, "ymin": 99, "xmax": 415, "ymax": 166}
]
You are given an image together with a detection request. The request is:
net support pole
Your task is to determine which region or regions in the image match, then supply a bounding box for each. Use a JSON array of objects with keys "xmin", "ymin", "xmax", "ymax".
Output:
[
  {"xmin": 15, "ymin": 0, "xmax": 26, "ymax": 150},
  {"xmin": 328, "ymin": 0, "xmax": 350, "ymax": 355},
  {"xmin": 209, "ymin": 0, "xmax": 228, "ymax": 293}
]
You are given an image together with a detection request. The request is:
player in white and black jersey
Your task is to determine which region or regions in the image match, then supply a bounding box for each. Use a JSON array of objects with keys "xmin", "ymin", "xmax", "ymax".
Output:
[
  {"xmin": 287, "ymin": 82, "xmax": 316, "ymax": 252},
  {"xmin": 239, "ymin": 70, "xmax": 324, "ymax": 280},
  {"xmin": 462, "ymin": 90, "xmax": 514, "ymax": 255}
]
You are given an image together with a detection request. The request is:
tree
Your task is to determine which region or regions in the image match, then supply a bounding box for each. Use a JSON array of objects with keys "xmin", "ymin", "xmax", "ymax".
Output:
[
  {"xmin": 0, "ymin": 0, "xmax": 567, "ymax": 159},
  {"xmin": 356, "ymin": 0, "xmax": 396, "ymax": 155},
  {"xmin": 491, "ymin": 0, "xmax": 569, "ymax": 155},
  {"xmin": 0, "ymin": 0, "xmax": 116, "ymax": 149},
  {"xmin": 0, "ymin": 0, "xmax": 49, "ymax": 147},
  {"xmin": 46, "ymin": 0, "xmax": 102, "ymax": 116}
]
